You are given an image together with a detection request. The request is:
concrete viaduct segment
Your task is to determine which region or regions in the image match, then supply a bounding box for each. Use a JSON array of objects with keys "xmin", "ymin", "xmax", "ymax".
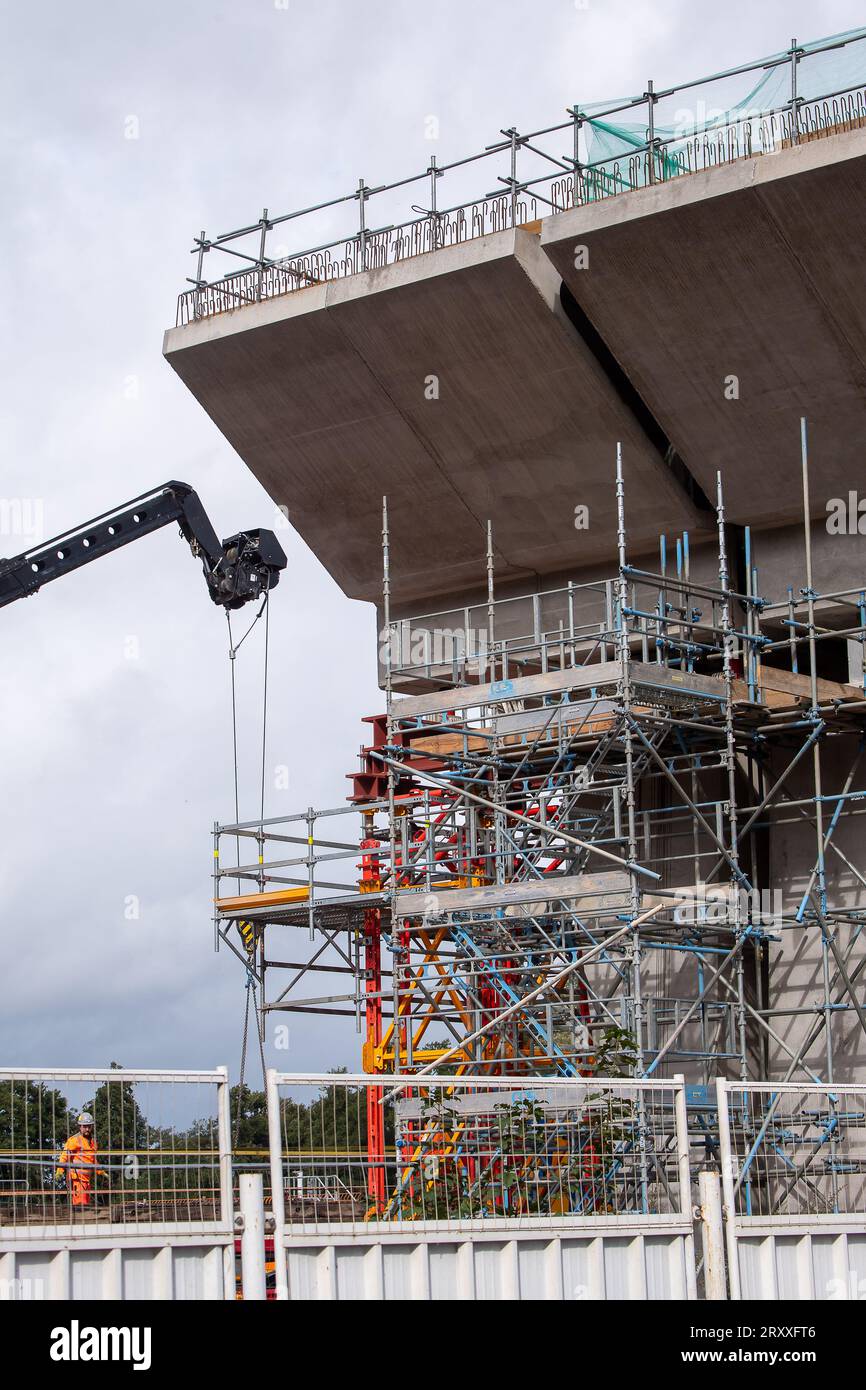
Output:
[
  {"xmin": 542, "ymin": 126, "xmax": 866, "ymax": 531},
  {"xmin": 164, "ymin": 127, "xmax": 866, "ymax": 611},
  {"xmin": 163, "ymin": 223, "xmax": 706, "ymax": 608}
]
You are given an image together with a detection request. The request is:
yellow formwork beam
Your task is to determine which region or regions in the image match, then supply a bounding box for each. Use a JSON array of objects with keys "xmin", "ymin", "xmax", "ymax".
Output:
[{"xmin": 215, "ymin": 887, "xmax": 309, "ymax": 913}]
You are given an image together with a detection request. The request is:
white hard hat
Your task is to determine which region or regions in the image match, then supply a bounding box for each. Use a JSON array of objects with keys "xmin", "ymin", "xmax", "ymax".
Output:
[{"xmin": 78, "ymin": 1112, "xmax": 94, "ymax": 1126}]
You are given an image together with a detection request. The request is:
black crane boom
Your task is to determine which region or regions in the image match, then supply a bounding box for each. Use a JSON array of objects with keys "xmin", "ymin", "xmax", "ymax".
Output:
[{"xmin": 0, "ymin": 481, "xmax": 287, "ymax": 611}]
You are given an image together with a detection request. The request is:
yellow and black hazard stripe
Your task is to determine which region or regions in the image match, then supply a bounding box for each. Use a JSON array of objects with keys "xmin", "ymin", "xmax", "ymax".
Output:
[{"xmin": 237, "ymin": 919, "xmax": 257, "ymax": 956}]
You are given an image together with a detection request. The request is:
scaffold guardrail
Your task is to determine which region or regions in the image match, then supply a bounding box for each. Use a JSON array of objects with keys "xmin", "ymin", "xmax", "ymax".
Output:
[{"xmin": 176, "ymin": 30, "xmax": 866, "ymax": 325}]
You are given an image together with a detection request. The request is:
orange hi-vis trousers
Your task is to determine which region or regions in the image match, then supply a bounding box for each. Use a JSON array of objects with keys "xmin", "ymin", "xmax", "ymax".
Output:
[{"xmin": 55, "ymin": 1135, "xmax": 105, "ymax": 1207}]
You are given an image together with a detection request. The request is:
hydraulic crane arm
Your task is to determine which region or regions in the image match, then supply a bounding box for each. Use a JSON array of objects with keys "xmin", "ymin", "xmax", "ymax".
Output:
[{"xmin": 0, "ymin": 481, "xmax": 287, "ymax": 611}]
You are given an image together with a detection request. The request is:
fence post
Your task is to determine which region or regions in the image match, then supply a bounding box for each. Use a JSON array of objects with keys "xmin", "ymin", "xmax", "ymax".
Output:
[
  {"xmin": 570, "ymin": 106, "xmax": 584, "ymax": 207},
  {"xmin": 357, "ymin": 178, "xmax": 368, "ymax": 271},
  {"xmin": 698, "ymin": 1170, "xmax": 727, "ymax": 1299},
  {"xmin": 238, "ymin": 1174, "xmax": 267, "ymax": 1301},
  {"xmin": 672, "ymin": 1075, "xmax": 691, "ymax": 1212},
  {"xmin": 216, "ymin": 1065, "xmax": 235, "ymax": 1301},
  {"xmin": 646, "ymin": 80, "xmax": 656, "ymax": 184},
  {"xmin": 428, "ymin": 155, "xmax": 441, "ymax": 249},
  {"xmin": 194, "ymin": 230, "xmax": 206, "ymax": 321},
  {"xmin": 195, "ymin": 230, "xmax": 206, "ymax": 286},
  {"xmin": 715, "ymin": 1077, "xmax": 742, "ymax": 1300},
  {"xmin": 790, "ymin": 38, "xmax": 800, "ymax": 145},
  {"xmin": 216, "ymin": 1065, "xmax": 233, "ymax": 1226},
  {"xmin": 266, "ymin": 1068, "xmax": 289, "ymax": 1300},
  {"xmin": 257, "ymin": 207, "xmax": 269, "ymax": 301},
  {"xmin": 672, "ymin": 1074, "xmax": 698, "ymax": 1298}
]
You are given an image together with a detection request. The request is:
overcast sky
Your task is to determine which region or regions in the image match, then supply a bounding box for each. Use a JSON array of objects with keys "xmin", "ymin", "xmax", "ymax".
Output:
[{"xmin": 2, "ymin": 0, "xmax": 863, "ymax": 1087}]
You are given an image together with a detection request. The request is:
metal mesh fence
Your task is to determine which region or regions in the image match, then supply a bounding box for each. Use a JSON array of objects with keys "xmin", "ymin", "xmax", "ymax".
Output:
[
  {"xmin": 719, "ymin": 1082, "xmax": 866, "ymax": 1219},
  {"xmin": 269, "ymin": 1074, "xmax": 688, "ymax": 1229},
  {"xmin": 0, "ymin": 1068, "xmax": 231, "ymax": 1236}
]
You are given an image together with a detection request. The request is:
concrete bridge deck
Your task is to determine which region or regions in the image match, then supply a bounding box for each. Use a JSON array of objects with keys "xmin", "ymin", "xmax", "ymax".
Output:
[{"xmin": 164, "ymin": 126, "xmax": 866, "ymax": 607}]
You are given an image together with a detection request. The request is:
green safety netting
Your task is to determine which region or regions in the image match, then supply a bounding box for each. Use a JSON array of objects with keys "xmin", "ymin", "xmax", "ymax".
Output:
[{"xmin": 580, "ymin": 26, "xmax": 866, "ymax": 177}]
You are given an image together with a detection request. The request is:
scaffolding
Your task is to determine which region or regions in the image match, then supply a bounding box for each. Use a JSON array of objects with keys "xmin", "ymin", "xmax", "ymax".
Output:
[{"xmin": 212, "ymin": 425, "xmax": 866, "ymax": 1197}]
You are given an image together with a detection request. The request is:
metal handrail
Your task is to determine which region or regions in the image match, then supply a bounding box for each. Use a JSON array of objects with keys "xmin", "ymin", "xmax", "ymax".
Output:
[{"xmin": 176, "ymin": 31, "xmax": 866, "ymax": 325}]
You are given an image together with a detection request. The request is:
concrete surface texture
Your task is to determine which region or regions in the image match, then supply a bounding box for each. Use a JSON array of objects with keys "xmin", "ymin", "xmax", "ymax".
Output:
[
  {"xmin": 542, "ymin": 126, "xmax": 866, "ymax": 529},
  {"xmin": 164, "ymin": 229, "xmax": 707, "ymax": 607}
]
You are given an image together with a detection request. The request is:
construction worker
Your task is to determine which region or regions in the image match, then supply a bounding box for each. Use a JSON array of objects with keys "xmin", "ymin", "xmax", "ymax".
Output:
[{"xmin": 55, "ymin": 1112, "xmax": 107, "ymax": 1208}]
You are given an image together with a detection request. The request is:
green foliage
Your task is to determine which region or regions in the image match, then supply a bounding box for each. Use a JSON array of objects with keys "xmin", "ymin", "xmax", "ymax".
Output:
[
  {"xmin": 397, "ymin": 1094, "xmax": 556, "ymax": 1220},
  {"xmin": 0, "ymin": 1080, "xmax": 70, "ymax": 1192},
  {"xmin": 391, "ymin": 1030, "xmax": 641, "ymax": 1221},
  {"xmin": 577, "ymin": 1026, "xmax": 641, "ymax": 1213},
  {"xmin": 592, "ymin": 1025, "xmax": 639, "ymax": 1079},
  {"xmin": 416, "ymin": 1039, "xmax": 463, "ymax": 1076},
  {"xmin": 1, "ymin": 1052, "xmax": 646, "ymax": 1224},
  {"xmin": 83, "ymin": 1062, "xmax": 150, "ymax": 1151},
  {"xmin": 230, "ymin": 1084, "xmax": 269, "ymax": 1150},
  {"xmin": 280, "ymin": 1070, "xmax": 394, "ymax": 1154},
  {"xmin": 395, "ymin": 1097, "xmax": 474, "ymax": 1220}
]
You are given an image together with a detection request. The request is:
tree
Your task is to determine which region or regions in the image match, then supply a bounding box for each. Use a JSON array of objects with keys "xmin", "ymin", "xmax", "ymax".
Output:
[
  {"xmin": 230, "ymin": 1084, "xmax": 269, "ymax": 1151},
  {"xmin": 0, "ymin": 1079, "xmax": 69, "ymax": 1197},
  {"xmin": 593, "ymin": 1025, "xmax": 639, "ymax": 1078},
  {"xmin": 391, "ymin": 1028, "xmax": 643, "ymax": 1221},
  {"xmin": 83, "ymin": 1061, "xmax": 150, "ymax": 1154}
]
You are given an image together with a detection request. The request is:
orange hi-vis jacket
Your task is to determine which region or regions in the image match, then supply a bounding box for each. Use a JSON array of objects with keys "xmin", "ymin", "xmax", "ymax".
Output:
[{"xmin": 55, "ymin": 1134, "xmax": 107, "ymax": 1206}]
